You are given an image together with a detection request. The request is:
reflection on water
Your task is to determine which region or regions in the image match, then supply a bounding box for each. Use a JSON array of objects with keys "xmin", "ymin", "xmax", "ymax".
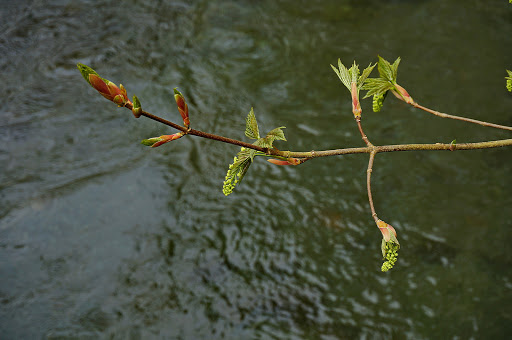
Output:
[{"xmin": 1, "ymin": 0, "xmax": 512, "ymax": 339}]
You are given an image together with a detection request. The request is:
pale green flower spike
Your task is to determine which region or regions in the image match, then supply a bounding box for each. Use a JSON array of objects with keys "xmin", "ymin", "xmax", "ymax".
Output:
[
  {"xmin": 372, "ymin": 92, "xmax": 386, "ymax": 112},
  {"xmin": 223, "ymin": 147, "xmax": 251, "ymax": 196},
  {"xmin": 506, "ymin": 70, "xmax": 512, "ymax": 92},
  {"xmin": 381, "ymin": 241, "xmax": 400, "ymax": 272}
]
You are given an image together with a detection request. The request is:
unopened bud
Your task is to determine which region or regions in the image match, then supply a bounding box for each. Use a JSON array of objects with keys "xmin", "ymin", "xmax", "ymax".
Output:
[
  {"xmin": 113, "ymin": 95, "xmax": 125, "ymax": 106},
  {"xmin": 78, "ymin": 63, "xmax": 132, "ymax": 106},
  {"xmin": 88, "ymin": 74, "xmax": 111, "ymax": 99},
  {"xmin": 132, "ymin": 95, "xmax": 142, "ymax": 118},
  {"xmin": 141, "ymin": 132, "xmax": 184, "ymax": 148},
  {"xmin": 174, "ymin": 88, "xmax": 190, "ymax": 128},
  {"xmin": 77, "ymin": 63, "xmax": 101, "ymax": 86},
  {"xmin": 267, "ymin": 158, "xmax": 301, "ymax": 166},
  {"xmin": 377, "ymin": 219, "xmax": 399, "ymax": 244},
  {"xmin": 391, "ymin": 84, "xmax": 414, "ymax": 104},
  {"xmin": 351, "ymin": 82, "xmax": 362, "ymax": 118}
]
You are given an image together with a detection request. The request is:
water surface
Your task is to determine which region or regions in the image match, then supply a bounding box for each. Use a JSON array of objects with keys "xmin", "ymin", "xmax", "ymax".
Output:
[{"xmin": 1, "ymin": 0, "xmax": 512, "ymax": 339}]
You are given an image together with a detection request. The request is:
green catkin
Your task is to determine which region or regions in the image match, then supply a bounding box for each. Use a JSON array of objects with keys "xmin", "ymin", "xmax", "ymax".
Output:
[
  {"xmin": 381, "ymin": 241, "xmax": 400, "ymax": 272},
  {"xmin": 223, "ymin": 148, "xmax": 250, "ymax": 196},
  {"xmin": 373, "ymin": 93, "xmax": 385, "ymax": 112},
  {"xmin": 506, "ymin": 70, "xmax": 512, "ymax": 92}
]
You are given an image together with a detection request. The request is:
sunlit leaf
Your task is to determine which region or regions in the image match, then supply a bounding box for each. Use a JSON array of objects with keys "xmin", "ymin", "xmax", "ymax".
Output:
[{"xmin": 245, "ymin": 107, "xmax": 260, "ymax": 140}]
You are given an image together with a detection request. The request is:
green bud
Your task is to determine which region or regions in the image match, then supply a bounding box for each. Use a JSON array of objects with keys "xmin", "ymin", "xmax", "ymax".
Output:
[
  {"xmin": 141, "ymin": 137, "xmax": 161, "ymax": 146},
  {"xmin": 77, "ymin": 63, "xmax": 108, "ymax": 86},
  {"xmin": 77, "ymin": 63, "xmax": 99, "ymax": 85},
  {"xmin": 132, "ymin": 95, "xmax": 142, "ymax": 118}
]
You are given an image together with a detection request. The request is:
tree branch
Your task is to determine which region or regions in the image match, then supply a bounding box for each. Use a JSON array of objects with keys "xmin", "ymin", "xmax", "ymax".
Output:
[{"xmin": 127, "ymin": 104, "xmax": 512, "ymax": 158}]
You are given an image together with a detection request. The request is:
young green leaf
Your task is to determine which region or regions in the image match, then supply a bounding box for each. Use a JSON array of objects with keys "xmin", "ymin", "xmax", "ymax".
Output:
[
  {"xmin": 362, "ymin": 78, "xmax": 394, "ymax": 99},
  {"xmin": 266, "ymin": 127, "xmax": 286, "ymax": 142},
  {"xmin": 358, "ymin": 63, "xmax": 376, "ymax": 90},
  {"xmin": 245, "ymin": 107, "xmax": 260, "ymax": 140},
  {"xmin": 350, "ymin": 61, "xmax": 360, "ymax": 84},
  {"xmin": 362, "ymin": 56, "xmax": 403, "ymax": 106},
  {"xmin": 331, "ymin": 59, "xmax": 352, "ymax": 91},
  {"xmin": 331, "ymin": 60, "xmax": 376, "ymax": 92},
  {"xmin": 253, "ymin": 126, "xmax": 286, "ymax": 149},
  {"xmin": 377, "ymin": 55, "xmax": 395, "ymax": 82},
  {"xmin": 391, "ymin": 57, "xmax": 401, "ymax": 82}
]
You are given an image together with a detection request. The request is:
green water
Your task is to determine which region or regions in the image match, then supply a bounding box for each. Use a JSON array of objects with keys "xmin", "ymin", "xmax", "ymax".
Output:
[{"xmin": 1, "ymin": 0, "xmax": 512, "ymax": 339}]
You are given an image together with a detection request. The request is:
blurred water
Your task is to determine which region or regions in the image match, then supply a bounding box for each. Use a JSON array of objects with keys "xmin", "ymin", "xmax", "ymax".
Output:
[{"xmin": 1, "ymin": 0, "xmax": 512, "ymax": 339}]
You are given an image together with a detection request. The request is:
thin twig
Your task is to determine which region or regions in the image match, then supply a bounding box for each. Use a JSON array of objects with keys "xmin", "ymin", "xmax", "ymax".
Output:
[
  {"xmin": 367, "ymin": 151, "xmax": 378, "ymax": 223},
  {"xmin": 412, "ymin": 102, "xmax": 512, "ymax": 132},
  {"xmin": 357, "ymin": 119, "xmax": 373, "ymax": 147}
]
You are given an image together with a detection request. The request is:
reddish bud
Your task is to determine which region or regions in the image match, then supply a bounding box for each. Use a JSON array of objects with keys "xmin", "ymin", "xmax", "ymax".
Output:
[
  {"xmin": 377, "ymin": 219, "xmax": 398, "ymax": 243},
  {"xmin": 141, "ymin": 132, "xmax": 184, "ymax": 148},
  {"xmin": 113, "ymin": 94, "xmax": 125, "ymax": 106},
  {"xmin": 87, "ymin": 74, "xmax": 131, "ymax": 106},
  {"xmin": 106, "ymin": 82, "xmax": 130, "ymax": 106},
  {"xmin": 351, "ymin": 82, "xmax": 362, "ymax": 118},
  {"xmin": 267, "ymin": 158, "xmax": 301, "ymax": 166},
  {"xmin": 174, "ymin": 88, "xmax": 189, "ymax": 128},
  {"xmin": 88, "ymin": 74, "xmax": 111, "ymax": 99},
  {"xmin": 391, "ymin": 84, "xmax": 414, "ymax": 104}
]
